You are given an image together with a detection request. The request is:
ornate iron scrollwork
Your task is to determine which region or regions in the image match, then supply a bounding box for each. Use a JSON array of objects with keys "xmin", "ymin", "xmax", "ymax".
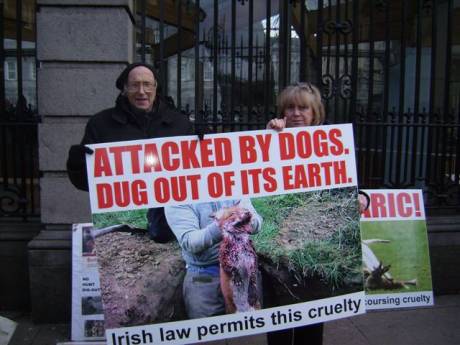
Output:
[
  {"xmin": 321, "ymin": 74, "xmax": 353, "ymax": 100},
  {"xmin": 336, "ymin": 20, "xmax": 352, "ymax": 35},
  {"xmin": 323, "ymin": 20, "xmax": 353, "ymax": 35},
  {"xmin": 0, "ymin": 185, "xmax": 26, "ymax": 216},
  {"xmin": 321, "ymin": 74, "xmax": 334, "ymax": 100},
  {"xmin": 323, "ymin": 20, "xmax": 337, "ymax": 35},
  {"xmin": 339, "ymin": 74, "xmax": 353, "ymax": 99}
]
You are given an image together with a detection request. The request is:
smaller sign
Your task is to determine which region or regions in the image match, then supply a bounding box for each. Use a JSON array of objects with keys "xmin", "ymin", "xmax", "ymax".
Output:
[
  {"xmin": 71, "ymin": 223, "xmax": 105, "ymax": 341},
  {"xmin": 361, "ymin": 189, "xmax": 433, "ymax": 310},
  {"xmin": 361, "ymin": 190, "xmax": 425, "ymax": 221}
]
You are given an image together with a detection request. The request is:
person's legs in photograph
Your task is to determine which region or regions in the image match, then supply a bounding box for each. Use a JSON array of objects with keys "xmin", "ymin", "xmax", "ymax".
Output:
[{"xmin": 182, "ymin": 268, "xmax": 225, "ymax": 319}]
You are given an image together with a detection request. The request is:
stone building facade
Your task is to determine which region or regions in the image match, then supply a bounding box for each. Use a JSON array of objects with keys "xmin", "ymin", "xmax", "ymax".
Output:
[{"xmin": 31, "ymin": 0, "xmax": 134, "ymax": 321}]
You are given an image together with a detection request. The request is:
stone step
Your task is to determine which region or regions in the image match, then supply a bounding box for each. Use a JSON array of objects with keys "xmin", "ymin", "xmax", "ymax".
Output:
[{"xmin": 0, "ymin": 222, "xmax": 42, "ymax": 240}]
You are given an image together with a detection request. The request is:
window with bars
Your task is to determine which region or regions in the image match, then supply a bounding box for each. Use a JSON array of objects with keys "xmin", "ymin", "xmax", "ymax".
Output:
[{"xmin": 5, "ymin": 60, "xmax": 17, "ymax": 80}]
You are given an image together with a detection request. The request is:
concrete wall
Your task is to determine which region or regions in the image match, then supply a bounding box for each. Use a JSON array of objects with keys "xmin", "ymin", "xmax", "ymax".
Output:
[{"xmin": 30, "ymin": 0, "xmax": 134, "ymax": 322}]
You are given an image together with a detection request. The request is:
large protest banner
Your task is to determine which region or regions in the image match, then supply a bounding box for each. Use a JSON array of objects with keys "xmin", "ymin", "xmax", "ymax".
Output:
[
  {"xmin": 85, "ymin": 124, "xmax": 365, "ymax": 345},
  {"xmin": 361, "ymin": 189, "xmax": 433, "ymax": 310},
  {"xmin": 71, "ymin": 223, "xmax": 105, "ymax": 341}
]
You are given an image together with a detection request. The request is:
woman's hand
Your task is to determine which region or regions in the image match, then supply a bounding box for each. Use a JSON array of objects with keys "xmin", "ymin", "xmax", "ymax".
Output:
[
  {"xmin": 266, "ymin": 117, "xmax": 287, "ymax": 131},
  {"xmin": 358, "ymin": 192, "xmax": 370, "ymax": 213}
]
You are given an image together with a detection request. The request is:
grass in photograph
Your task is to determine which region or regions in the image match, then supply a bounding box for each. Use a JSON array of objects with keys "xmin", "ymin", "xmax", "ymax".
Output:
[
  {"xmin": 92, "ymin": 209, "xmax": 148, "ymax": 230},
  {"xmin": 252, "ymin": 188, "xmax": 362, "ymax": 288},
  {"xmin": 361, "ymin": 220, "xmax": 432, "ymax": 293}
]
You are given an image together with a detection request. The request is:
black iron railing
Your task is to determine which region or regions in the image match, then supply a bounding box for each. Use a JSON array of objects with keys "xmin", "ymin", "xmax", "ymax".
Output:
[
  {"xmin": 355, "ymin": 110, "xmax": 460, "ymax": 212},
  {"xmin": 135, "ymin": 0, "xmax": 459, "ymax": 212},
  {"xmin": 1, "ymin": 0, "xmax": 40, "ymax": 220},
  {"xmin": 0, "ymin": 117, "xmax": 40, "ymax": 219}
]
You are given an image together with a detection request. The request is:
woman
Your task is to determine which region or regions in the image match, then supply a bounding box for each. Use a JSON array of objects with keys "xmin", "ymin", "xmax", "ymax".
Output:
[
  {"xmin": 267, "ymin": 82, "xmax": 369, "ymax": 212},
  {"xmin": 266, "ymin": 82, "xmax": 368, "ymax": 345},
  {"xmin": 267, "ymin": 82, "xmax": 325, "ymax": 131}
]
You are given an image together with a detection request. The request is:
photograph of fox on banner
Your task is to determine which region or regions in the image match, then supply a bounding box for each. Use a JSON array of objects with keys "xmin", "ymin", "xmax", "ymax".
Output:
[
  {"xmin": 79, "ymin": 83, "xmax": 367, "ymax": 345},
  {"xmin": 91, "ymin": 186, "xmax": 363, "ymax": 328}
]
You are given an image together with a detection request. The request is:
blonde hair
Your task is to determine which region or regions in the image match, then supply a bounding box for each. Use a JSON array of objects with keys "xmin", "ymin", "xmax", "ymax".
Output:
[{"xmin": 277, "ymin": 83, "xmax": 326, "ymax": 125}]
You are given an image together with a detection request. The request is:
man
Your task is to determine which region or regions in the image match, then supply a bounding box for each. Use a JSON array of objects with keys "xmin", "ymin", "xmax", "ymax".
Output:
[{"xmin": 67, "ymin": 62, "xmax": 193, "ymax": 242}]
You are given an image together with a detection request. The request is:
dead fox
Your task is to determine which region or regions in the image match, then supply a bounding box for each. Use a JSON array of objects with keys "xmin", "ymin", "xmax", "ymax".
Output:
[
  {"xmin": 365, "ymin": 262, "xmax": 417, "ymax": 290},
  {"xmin": 214, "ymin": 205, "xmax": 261, "ymax": 313}
]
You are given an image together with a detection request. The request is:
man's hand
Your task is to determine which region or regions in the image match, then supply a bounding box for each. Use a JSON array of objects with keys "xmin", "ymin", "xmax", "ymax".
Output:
[
  {"xmin": 195, "ymin": 124, "xmax": 212, "ymax": 141},
  {"xmin": 68, "ymin": 144, "xmax": 94, "ymax": 168},
  {"xmin": 267, "ymin": 117, "xmax": 286, "ymax": 131}
]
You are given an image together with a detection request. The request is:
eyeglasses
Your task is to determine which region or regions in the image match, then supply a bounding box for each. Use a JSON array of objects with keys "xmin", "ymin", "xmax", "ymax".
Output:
[{"xmin": 126, "ymin": 81, "xmax": 157, "ymax": 93}]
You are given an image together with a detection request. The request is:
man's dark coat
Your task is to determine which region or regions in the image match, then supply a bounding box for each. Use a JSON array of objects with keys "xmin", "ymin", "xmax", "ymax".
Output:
[
  {"xmin": 67, "ymin": 95, "xmax": 192, "ymax": 190},
  {"xmin": 66, "ymin": 90, "xmax": 192, "ymax": 243}
]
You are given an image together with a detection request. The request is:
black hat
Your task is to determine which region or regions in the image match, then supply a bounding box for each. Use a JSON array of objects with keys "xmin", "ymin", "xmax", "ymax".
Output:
[{"xmin": 115, "ymin": 62, "xmax": 158, "ymax": 91}]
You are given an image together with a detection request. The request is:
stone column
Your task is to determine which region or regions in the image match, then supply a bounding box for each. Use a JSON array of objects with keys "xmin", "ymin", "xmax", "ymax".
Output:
[{"xmin": 30, "ymin": 0, "xmax": 134, "ymax": 322}]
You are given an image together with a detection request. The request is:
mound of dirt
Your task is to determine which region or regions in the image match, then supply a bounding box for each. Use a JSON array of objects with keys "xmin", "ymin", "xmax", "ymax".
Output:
[
  {"xmin": 94, "ymin": 231, "xmax": 185, "ymax": 329},
  {"xmin": 278, "ymin": 202, "xmax": 345, "ymax": 250}
]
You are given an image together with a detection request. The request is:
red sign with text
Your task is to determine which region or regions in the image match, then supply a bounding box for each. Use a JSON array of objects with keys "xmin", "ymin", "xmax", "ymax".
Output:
[
  {"xmin": 360, "ymin": 189, "xmax": 425, "ymax": 221},
  {"xmin": 86, "ymin": 125, "xmax": 358, "ymax": 213}
]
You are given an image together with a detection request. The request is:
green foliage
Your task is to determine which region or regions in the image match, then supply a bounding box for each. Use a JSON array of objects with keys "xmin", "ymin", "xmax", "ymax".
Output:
[{"xmin": 93, "ymin": 209, "xmax": 148, "ymax": 230}]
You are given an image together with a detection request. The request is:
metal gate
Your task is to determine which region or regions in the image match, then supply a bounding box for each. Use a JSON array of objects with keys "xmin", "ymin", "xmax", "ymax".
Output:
[
  {"xmin": 1, "ymin": 0, "xmax": 457, "ymax": 216},
  {"xmin": 136, "ymin": 0, "xmax": 459, "ymax": 213},
  {"xmin": 0, "ymin": 0, "xmax": 40, "ymax": 220}
]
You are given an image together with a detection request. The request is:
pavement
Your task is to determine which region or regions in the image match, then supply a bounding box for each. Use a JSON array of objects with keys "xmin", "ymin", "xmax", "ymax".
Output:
[{"xmin": 2, "ymin": 294, "xmax": 459, "ymax": 345}]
